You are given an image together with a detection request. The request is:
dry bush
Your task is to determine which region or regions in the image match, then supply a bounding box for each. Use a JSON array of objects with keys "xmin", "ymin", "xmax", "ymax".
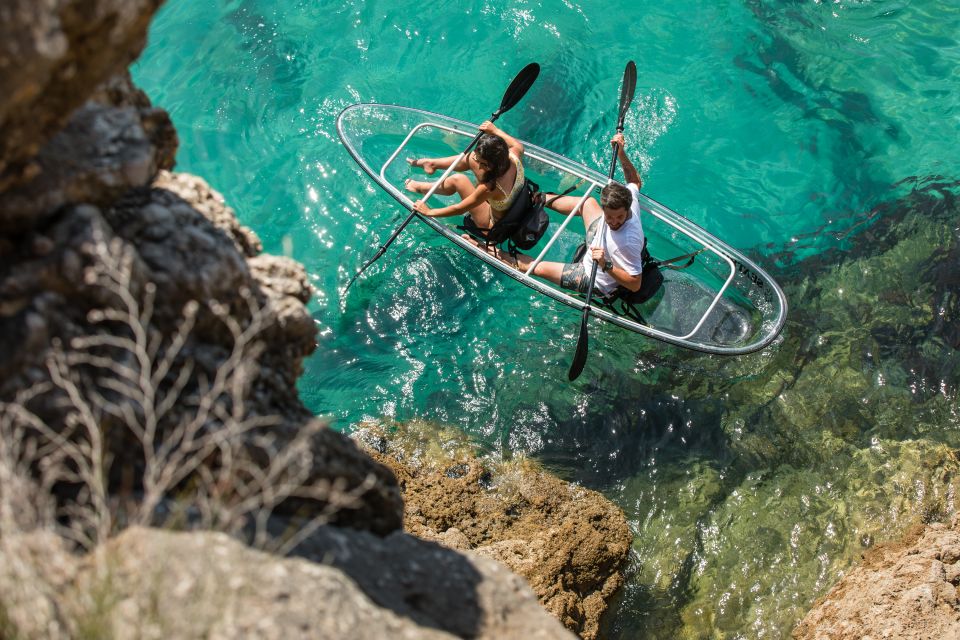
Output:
[{"xmin": 0, "ymin": 229, "xmax": 373, "ymax": 555}]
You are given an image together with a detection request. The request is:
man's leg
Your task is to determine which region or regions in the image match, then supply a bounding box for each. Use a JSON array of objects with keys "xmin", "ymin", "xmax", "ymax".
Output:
[
  {"xmin": 461, "ymin": 237, "xmax": 588, "ymax": 292},
  {"xmin": 547, "ymin": 195, "xmax": 603, "ymax": 235}
]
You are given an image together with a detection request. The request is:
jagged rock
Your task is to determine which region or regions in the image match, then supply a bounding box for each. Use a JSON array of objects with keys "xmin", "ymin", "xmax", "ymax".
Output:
[
  {"xmin": 0, "ymin": 0, "xmax": 165, "ymax": 190},
  {"xmin": 0, "ymin": 526, "xmax": 574, "ymax": 639},
  {"xmin": 794, "ymin": 518, "xmax": 960, "ymax": 639},
  {"xmin": 0, "ymin": 101, "xmax": 162, "ymax": 231},
  {"xmin": 88, "ymin": 72, "xmax": 178, "ymax": 171},
  {"xmin": 0, "ymin": 188, "xmax": 403, "ymax": 536},
  {"xmin": 102, "ymin": 186, "xmax": 252, "ymax": 311},
  {"xmin": 153, "ymin": 171, "xmax": 261, "ymax": 258},
  {"xmin": 355, "ymin": 421, "xmax": 632, "ymax": 640}
]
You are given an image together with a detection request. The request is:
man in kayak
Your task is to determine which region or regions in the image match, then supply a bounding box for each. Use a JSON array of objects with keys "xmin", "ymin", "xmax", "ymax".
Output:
[{"xmin": 470, "ymin": 132, "xmax": 647, "ymax": 297}]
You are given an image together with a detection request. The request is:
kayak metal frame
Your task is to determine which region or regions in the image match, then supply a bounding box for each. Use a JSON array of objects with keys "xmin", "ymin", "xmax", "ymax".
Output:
[{"xmin": 337, "ymin": 103, "xmax": 788, "ymax": 355}]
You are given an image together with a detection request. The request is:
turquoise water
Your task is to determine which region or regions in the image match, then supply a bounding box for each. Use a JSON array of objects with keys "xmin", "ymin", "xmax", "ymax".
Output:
[{"xmin": 134, "ymin": 1, "xmax": 960, "ymax": 637}]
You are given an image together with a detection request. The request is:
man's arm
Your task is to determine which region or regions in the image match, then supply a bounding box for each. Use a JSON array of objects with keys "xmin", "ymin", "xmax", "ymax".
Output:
[
  {"xmin": 611, "ymin": 133, "xmax": 642, "ymax": 188},
  {"xmin": 618, "ymin": 147, "xmax": 642, "ymax": 189},
  {"xmin": 590, "ymin": 247, "xmax": 643, "ymax": 292},
  {"xmin": 606, "ymin": 263, "xmax": 642, "ymax": 292}
]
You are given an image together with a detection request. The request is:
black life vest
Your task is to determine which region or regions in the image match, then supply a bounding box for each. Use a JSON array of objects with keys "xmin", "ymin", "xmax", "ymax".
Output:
[
  {"xmin": 461, "ymin": 178, "xmax": 548, "ymax": 251},
  {"xmin": 572, "ymin": 237, "xmax": 664, "ymax": 305}
]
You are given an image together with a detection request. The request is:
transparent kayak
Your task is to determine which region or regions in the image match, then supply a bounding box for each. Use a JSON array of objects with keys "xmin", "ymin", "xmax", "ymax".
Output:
[{"xmin": 336, "ymin": 103, "xmax": 787, "ymax": 355}]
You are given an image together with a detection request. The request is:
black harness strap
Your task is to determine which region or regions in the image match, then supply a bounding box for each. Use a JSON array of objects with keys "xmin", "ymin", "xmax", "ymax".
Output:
[
  {"xmin": 457, "ymin": 179, "xmax": 585, "ymax": 250},
  {"xmin": 650, "ymin": 247, "xmax": 707, "ymax": 270}
]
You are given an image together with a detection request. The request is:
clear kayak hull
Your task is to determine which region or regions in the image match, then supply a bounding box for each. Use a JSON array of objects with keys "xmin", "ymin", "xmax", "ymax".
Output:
[{"xmin": 336, "ymin": 103, "xmax": 787, "ymax": 355}]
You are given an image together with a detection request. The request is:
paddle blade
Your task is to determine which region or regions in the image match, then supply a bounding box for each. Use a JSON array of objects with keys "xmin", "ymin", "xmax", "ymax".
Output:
[
  {"xmin": 617, "ymin": 61, "xmax": 637, "ymax": 130},
  {"xmin": 494, "ymin": 63, "xmax": 540, "ymax": 119},
  {"xmin": 568, "ymin": 310, "xmax": 590, "ymax": 381}
]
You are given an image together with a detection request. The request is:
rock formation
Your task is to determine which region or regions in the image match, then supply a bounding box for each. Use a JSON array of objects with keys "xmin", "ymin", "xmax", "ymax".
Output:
[
  {"xmin": 0, "ymin": 0, "xmax": 402, "ymax": 536},
  {"xmin": 794, "ymin": 518, "xmax": 960, "ymax": 639},
  {"xmin": 0, "ymin": 2, "xmax": 623, "ymax": 639},
  {"xmin": 0, "ymin": 526, "xmax": 573, "ymax": 639},
  {"xmin": 356, "ymin": 421, "xmax": 633, "ymax": 640}
]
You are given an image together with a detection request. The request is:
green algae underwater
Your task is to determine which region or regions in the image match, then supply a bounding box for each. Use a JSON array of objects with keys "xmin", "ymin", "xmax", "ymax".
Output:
[{"xmin": 133, "ymin": 0, "xmax": 960, "ymax": 637}]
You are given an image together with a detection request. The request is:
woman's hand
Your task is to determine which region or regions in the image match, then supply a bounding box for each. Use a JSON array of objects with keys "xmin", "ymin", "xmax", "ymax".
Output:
[
  {"xmin": 611, "ymin": 132, "xmax": 626, "ymax": 149},
  {"xmin": 479, "ymin": 121, "xmax": 501, "ymax": 136}
]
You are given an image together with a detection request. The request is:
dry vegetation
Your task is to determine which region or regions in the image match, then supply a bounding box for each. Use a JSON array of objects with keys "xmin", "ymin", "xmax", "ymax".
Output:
[{"xmin": 0, "ymin": 232, "xmax": 372, "ymax": 636}]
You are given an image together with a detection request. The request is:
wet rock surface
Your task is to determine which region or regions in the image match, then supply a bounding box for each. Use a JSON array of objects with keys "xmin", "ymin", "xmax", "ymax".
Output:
[
  {"xmin": 794, "ymin": 518, "xmax": 960, "ymax": 639},
  {"xmin": 355, "ymin": 421, "xmax": 633, "ymax": 640}
]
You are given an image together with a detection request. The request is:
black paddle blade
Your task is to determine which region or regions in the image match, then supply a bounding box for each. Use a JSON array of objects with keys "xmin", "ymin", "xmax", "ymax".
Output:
[
  {"xmin": 568, "ymin": 308, "xmax": 590, "ymax": 381},
  {"xmin": 569, "ymin": 259, "xmax": 600, "ymax": 381},
  {"xmin": 494, "ymin": 63, "xmax": 540, "ymax": 119},
  {"xmin": 609, "ymin": 61, "xmax": 637, "ymax": 178},
  {"xmin": 616, "ymin": 61, "xmax": 637, "ymax": 130},
  {"xmin": 570, "ymin": 61, "xmax": 637, "ymax": 380}
]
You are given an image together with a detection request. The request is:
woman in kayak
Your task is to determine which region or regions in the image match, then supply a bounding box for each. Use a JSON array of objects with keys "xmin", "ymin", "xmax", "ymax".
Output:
[{"xmin": 405, "ymin": 121, "xmax": 525, "ymax": 230}]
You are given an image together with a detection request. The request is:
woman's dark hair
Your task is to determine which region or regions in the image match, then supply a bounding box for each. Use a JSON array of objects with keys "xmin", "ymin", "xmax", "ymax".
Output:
[{"xmin": 474, "ymin": 133, "xmax": 511, "ymax": 190}]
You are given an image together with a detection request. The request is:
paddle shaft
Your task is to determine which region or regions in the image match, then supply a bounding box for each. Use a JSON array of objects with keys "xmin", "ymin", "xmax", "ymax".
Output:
[
  {"xmin": 579, "ymin": 132, "xmax": 624, "ymax": 303},
  {"xmin": 351, "ymin": 126, "xmax": 488, "ymax": 277},
  {"xmin": 344, "ymin": 63, "xmax": 539, "ymax": 293},
  {"xmin": 568, "ymin": 61, "xmax": 636, "ymax": 381}
]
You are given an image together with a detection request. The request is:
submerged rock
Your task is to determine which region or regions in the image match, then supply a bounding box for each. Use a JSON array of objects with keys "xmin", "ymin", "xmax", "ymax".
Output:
[
  {"xmin": 355, "ymin": 420, "xmax": 632, "ymax": 640},
  {"xmin": 548, "ymin": 178, "xmax": 960, "ymax": 638}
]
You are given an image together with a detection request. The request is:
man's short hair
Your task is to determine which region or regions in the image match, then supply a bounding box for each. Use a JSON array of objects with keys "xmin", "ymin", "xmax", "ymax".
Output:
[{"xmin": 600, "ymin": 183, "xmax": 632, "ymax": 211}]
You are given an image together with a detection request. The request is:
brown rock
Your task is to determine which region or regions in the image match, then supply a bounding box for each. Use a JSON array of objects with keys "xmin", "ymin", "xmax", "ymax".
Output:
[
  {"xmin": 0, "ymin": 0, "xmax": 165, "ymax": 190},
  {"xmin": 794, "ymin": 519, "xmax": 960, "ymax": 640},
  {"xmin": 72, "ymin": 526, "xmax": 576, "ymax": 639},
  {"xmin": 356, "ymin": 420, "xmax": 632, "ymax": 639},
  {"xmin": 0, "ymin": 525, "xmax": 574, "ymax": 639}
]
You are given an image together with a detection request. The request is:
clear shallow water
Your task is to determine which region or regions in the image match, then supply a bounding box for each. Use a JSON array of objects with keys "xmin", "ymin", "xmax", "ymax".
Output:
[{"xmin": 134, "ymin": 1, "xmax": 960, "ymax": 637}]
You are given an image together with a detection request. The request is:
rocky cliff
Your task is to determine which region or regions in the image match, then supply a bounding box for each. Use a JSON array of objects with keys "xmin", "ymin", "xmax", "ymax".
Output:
[{"xmin": 356, "ymin": 421, "xmax": 633, "ymax": 640}]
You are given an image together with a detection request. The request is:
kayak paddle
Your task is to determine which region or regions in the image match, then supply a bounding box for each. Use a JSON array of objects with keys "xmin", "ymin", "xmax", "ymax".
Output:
[
  {"xmin": 343, "ymin": 62, "xmax": 540, "ymax": 294},
  {"xmin": 568, "ymin": 60, "xmax": 637, "ymax": 382}
]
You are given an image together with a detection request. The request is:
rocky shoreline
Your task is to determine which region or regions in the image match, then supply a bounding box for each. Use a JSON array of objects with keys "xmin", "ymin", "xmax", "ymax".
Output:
[
  {"xmin": 0, "ymin": 1, "xmax": 627, "ymax": 638},
  {"xmin": 356, "ymin": 421, "xmax": 633, "ymax": 639},
  {"xmin": 794, "ymin": 518, "xmax": 960, "ymax": 639}
]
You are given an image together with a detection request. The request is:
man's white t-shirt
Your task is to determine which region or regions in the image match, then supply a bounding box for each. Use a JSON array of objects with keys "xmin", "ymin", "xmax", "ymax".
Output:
[{"xmin": 581, "ymin": 182, "xmax": 646, "ymax": 294}]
